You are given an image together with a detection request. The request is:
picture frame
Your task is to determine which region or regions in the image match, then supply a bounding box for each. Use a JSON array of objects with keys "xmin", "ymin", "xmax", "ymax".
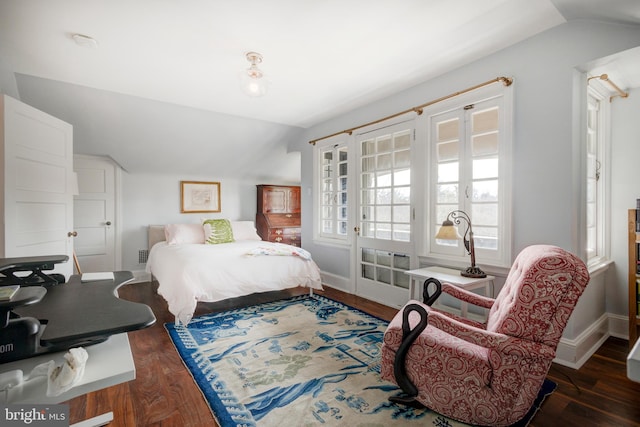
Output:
[{"xmin": 180, "ymin": 181, "xmax": 221, "ymax": 213}]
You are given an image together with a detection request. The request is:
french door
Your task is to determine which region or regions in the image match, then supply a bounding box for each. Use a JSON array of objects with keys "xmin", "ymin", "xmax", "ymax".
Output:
[{"xmin": 355, "ymin": 121, "xmax": 416, "ymax": 308}]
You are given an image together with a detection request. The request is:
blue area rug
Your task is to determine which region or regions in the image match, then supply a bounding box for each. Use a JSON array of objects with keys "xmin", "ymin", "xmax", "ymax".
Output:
[{"xmin": 166, "ymin": 294, "xmax": 555, "ymax": 426}]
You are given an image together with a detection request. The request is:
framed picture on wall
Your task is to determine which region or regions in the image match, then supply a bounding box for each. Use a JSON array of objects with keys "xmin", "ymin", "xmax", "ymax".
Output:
[{"xmin": 180, "ymin": 181, "xmax": 221, "ymax": 213}]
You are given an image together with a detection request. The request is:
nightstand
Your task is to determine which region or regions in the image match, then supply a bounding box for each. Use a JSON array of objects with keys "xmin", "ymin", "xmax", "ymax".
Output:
[{"xmin": 405, "ymin": 266, "xmax": 495, "ymax": 320}]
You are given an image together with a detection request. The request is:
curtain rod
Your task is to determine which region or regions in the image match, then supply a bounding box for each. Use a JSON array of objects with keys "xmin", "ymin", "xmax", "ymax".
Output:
[
  {"xmin": 588, "ymin": 73, "xmax": 629, "ymax": 102},
  {"xmin": 308, "ymin": 76, "xmax": 513, "ymax": 145}
]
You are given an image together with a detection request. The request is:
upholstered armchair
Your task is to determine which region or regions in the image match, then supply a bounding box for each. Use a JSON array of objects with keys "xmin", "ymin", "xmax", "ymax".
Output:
[{"xmin": 381, "ymin": 245, "xmax": 590, "ymax": 426}]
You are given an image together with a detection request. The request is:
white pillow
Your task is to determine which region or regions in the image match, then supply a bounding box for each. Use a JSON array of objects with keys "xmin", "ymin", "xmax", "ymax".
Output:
[
  {"xmin": 230, "ymin": 221, "xmax": 262, "ymax": 241},
  {"xmin": 164, "ymin": 224, "xmax": 205, "ymax": 245}
]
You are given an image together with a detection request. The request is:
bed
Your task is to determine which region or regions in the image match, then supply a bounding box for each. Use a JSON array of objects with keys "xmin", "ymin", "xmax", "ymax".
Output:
[{"xmin": 145, "ymin": 222, "xmax": 322, "ymax": 325}]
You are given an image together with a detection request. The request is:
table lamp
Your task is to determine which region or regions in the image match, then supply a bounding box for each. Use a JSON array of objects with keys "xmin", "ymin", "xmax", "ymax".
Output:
[{"xmin": 435, "ymin": 210, "xmax": 487, "ymax": 278}]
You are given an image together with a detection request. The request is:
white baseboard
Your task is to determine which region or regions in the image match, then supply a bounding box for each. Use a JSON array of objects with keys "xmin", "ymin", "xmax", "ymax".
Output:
[
  {"xmin": 554, "ymin": 313, "xmax": 612, "ymax": 369},
  {"xmin": 319, "ymin": 271, "xmax": 352, "ymax": 293}
]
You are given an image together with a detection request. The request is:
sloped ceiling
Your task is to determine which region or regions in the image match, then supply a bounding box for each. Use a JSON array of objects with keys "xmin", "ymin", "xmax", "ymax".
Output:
[{"xmin": 0, "ymin": 0, "xmax": 638, "ymax": 178}]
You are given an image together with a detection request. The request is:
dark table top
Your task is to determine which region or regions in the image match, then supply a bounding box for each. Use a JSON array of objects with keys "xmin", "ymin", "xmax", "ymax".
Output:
[{"xmin": 14, "ymin": 271, "xmax": 156, "ymax": 348}]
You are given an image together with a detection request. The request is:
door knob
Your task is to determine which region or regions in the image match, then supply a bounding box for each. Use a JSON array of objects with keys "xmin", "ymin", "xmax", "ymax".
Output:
[
  {"xmin": 68, "ymin": 231, "xmax": 78, "ymax": 237},
  {"xmin": 105, "ymin": 221, "xmax": 112, "ymax": 226}
]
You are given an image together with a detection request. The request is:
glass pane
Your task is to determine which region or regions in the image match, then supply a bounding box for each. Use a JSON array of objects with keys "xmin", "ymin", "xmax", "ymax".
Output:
[
  {"xmin": 437, "ymin": 184, "xmax": 458, "ymax": 203},
  {"xmin": 393, "ymin": 272, "xmax": 410, "ymax": 289},
  {"xmin": 322, "ymin": 220, "xmax": 332, "ymax": 233},
  {"xmin": 375, "ymin": 223, "xmax": 391, "ymax": 240},
  {"xmin": 392, "ymin": 186, "xmax": 410, "ymax": 204},
  {"xmin": 322, "ymin": 193, "xmax": 332, "ymax": 204},
  {"xmin": 362, "ymin": 264, "xmax": 375, "ymax": 280},
  {"xmin": 394, "ymin": 169, "xmax": 410, "ymax": 186},
  {"xmin": 473, "ymin": 158, "xmax": 498, "ymax": 179},
  {"xmin": 438, "ymin": 162, "xmax": 459, "ymax": 183},
  {"xmin": 393, "ymin": 253, "xmax": 410, "ymax": 270},
  {"xmin": 339, "ymin": 192, "xmax": 347, "ymax": 205},
  {"xmin": 339, "ymin": 149, "xmax": 348, "ymax": 161},
  {"xmin": 437, "ymin": 141, "xmax": 459, "ymax": 161},
  {"xmin": 361, "ymin": 173, "xmax": 375, "ymax": 189},
  {"xmin": 472, "ymin": 108, "xmax": 498, "ymax": 134},
  {"xmin": 393, "ymin": 205, "xmax": 410, "ymax": 223},
  {"xmin": 338, "ymin": 221, "xmax": 348, "ymax": 235},
  {"xmin": 377, "ymin": 250, "xmax": 391, "ymax": 267},
  {"xmin": 437, "ymin": 204, "xmax": 458, "ymax": 223},
  {"xmin": 376, "ymin": 206, "xmax": 391, "ymax": 222},
  {"xmin": 393, "ymin": 223, "xmax": 410, "ymax": 241},
  {"xmin": 322, "ymin": 164, "xmax": 332, "ymax": 179},
  {"xmin": 474, "ymin": 226, "xmax": 498, "ymax": 250},
  {"xmin": 394, "ymin": 132, "xmax": 410, "ymax": 149},
  {"xmin": 362, "ymin": 248, "xmax": 375, "ymax": 263},
  {"xmin": 362, "ymin": 140, "xmax": 375, "ymax": 155},
  {"xmin": 394, "ymin": 149, "xmax": 410, "ymax": 168},
  {"xmin": 361, "ymin": 222, "xmax": 375, "ymax": 237},
  {"xmin": 322, "ymin": 206, "xmax": 332, "ymax": 220},
  {"xmin": 472, "ymin": 133, "xmax": 498, "ymax": 156},
  {"xmin": 376, "ymin": 189, "xmax": 391, "ymax": 204},
  {"xmin": 339, "ymin": 206, "xmax": 347, "ymax": 219},
  {"xmin": 361, "ymin": 190, "xmax": 375, "ymax": 205},
  {"xmin": 377, "ymin": 267, "xmax": 391, "ymax": 284},
  {"xmin": 377, "ymin": 136, "xmax": 392, "ymax": 152},
  {"xmin": 472, "ymin": 180, "xmax": 498, "ymax": 202},
  {"xmin": 377, "ymin": 171, "xmax": 392, "ymax": 187},
  {"xmin": 361, "ymin": 205, "xmax": 374, "ymax": 221},
  {"xmin": 438, "ymin": 119, "xmax": 459, "ymax": 141},
  {"xmin": 377, "ymin": 153, "xmax": 392, "ymax": 169},
  {"xmin": 322, "ymin": 151, "xmax": 333, "ymax": 161},
  {"xmin": 471, "ymin": 203, "xmax": 498, "ymax": 226},
  {"xmin": 362, "ymin": 157, "xmax": 375, "ymax": 172},
  {"xmin": 322, "ymin": 179, "xmax": 332, "ymax": 192},
  {"xmin": 339, "ymin": 162, "xmax": 348, "ymax": 176},
  {"xmin": 340, "ymin": 177, "xmax": 347, "ymax": 191}
]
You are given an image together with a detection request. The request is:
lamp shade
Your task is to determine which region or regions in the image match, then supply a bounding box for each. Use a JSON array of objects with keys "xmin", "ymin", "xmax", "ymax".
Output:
[{"xmin": 435, "ymin": 220, "xmax": 463, "ymax": 240}]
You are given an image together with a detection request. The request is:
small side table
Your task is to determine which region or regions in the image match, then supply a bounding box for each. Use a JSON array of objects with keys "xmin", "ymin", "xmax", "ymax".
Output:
[{"xmin": 405, "ymin": 266, "xmax": 495, "ymax": 319}]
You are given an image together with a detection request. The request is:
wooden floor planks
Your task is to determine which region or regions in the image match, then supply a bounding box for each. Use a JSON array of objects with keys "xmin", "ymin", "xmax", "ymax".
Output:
[{"xmin": 65, "ymin": 282, "xmax": 640, "ymax": 426}]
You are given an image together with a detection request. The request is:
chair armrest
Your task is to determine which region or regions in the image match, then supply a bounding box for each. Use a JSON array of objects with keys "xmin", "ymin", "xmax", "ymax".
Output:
[
  {"xmin": 425, "ymin": 308, "xmax": 556, "ymax": 360},
  {"xmin": 441, "ymin": 282, "xmax": 495, "ymax": 309}
]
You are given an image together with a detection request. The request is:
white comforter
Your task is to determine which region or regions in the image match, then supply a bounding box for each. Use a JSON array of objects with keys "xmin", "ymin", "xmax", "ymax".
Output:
[{"xmin": 146, "ymin": 240, "xmax": 322, "ymax": 325}]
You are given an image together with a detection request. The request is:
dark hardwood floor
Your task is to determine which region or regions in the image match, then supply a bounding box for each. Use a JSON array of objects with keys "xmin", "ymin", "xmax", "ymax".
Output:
[{"xmin": 67, "ymin": 282, "xmax": 640, "ymax": 426}]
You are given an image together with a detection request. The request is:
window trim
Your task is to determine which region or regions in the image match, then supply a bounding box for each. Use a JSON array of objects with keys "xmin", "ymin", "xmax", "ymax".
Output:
[
  {"xmin": 420, "ymin": 82, "xmax": 513, "ymax": 269},
  {"xmin": 312, "ymin": 134, "xmax": 352, "ymax": 246},
  {"xmin": 584, "ymin": 82, "xmax": 611, "ymax": 268}
]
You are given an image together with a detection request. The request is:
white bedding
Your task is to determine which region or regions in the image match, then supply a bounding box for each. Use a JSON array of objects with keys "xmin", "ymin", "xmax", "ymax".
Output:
[{"xmin": 146, "ymin": 240, "xmax": 322, "ymax": 325}]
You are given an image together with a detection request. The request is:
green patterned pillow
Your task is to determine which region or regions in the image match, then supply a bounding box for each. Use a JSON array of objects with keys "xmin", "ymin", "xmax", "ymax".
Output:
[{"xmin": 203, "ymin": 219, "xmax": 235, "ymax": 244}]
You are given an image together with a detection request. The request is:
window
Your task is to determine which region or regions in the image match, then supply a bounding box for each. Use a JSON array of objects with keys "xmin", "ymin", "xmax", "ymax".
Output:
[
  {"xmin": 358, "ymin": 128, "xmax": 411, "ymax": 242},
  {"xmin": 585, "ymin": 85, "xmax": 609, "ymax": 265},
  {"xmin": 425, "ymin": 84, "xmax": 512, "ymax": 268},
  {"xmin": 314, "ymin": 136, "xmax": 349, "ymax": 242}
]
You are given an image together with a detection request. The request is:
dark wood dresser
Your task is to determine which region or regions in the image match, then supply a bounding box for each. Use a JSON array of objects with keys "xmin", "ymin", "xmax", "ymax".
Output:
[{"xmin": 256, "ymin": 185, "xmax": 301, "ymax": 246}]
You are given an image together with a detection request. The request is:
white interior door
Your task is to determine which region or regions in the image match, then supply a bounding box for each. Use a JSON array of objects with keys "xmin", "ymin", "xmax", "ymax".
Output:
[
  {"xmin": 2, "ymin": 95, "xmax": 74, "ymax": 279},
  {"xmin": 73, "ymin": 155, "xmax": 117, "ymax": 273},
  {"xmin": 355, "ymin": 121, "xmax": 416, "ymax": 308}
]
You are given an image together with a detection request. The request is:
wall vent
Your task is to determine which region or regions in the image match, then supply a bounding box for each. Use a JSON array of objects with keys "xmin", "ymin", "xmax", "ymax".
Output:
[{"xmin": 138, "ymin": 249, "xmax": 149, "ymax": 264}]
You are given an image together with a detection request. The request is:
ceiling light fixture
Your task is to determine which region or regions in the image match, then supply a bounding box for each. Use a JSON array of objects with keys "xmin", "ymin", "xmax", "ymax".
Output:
[
  {"xmin": 71, "ymin": 33, "xmax": 98, "ymax": 48},
  {"xmin": 241, "ymin": 51, "xmax": 267, "ymax": 97}
]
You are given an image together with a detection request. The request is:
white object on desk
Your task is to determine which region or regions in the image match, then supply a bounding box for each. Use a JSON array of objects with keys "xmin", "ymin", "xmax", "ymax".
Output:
[
  {"xmin": 81, "ymin": 272, "xmax": 115, "ymax": 282},
  {"xmin": 627, "ymin": 337, "xmax": 640, "ymax": 382},
  {"xmin": 1, "ymin": 333, "xmax": 134, "ymax": 404},
  {"xmin": 405, "ymin": 266, "xmax": 495, "ymax": 320}
]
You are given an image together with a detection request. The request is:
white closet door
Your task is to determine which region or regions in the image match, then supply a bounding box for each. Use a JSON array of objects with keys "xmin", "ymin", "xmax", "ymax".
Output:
[
  {"xmin": 73, "ymin": 155, "xmax": 117, "ymax": 273},
  {"xmin": 2, "ymin": 95, "xmax": 74, "ymax": 279}
]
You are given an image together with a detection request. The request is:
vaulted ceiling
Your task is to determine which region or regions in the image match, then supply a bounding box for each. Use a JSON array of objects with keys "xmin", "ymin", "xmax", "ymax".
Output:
[{"xmin": 0, "ymin": 0, "xmax": 638, "ymax": 179}]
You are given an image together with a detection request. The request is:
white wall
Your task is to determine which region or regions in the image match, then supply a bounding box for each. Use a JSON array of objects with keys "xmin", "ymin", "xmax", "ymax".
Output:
[
  {"xmin": 298, "ymin": 20, "xmax": 640, "ymax": 314},
  {"xmin": 610, "ymin": 87, "xmax": 640, "ymax": 315},
  {"xmin": 120, "ymin": 171, "xmax": 300, "ymax": 271}
]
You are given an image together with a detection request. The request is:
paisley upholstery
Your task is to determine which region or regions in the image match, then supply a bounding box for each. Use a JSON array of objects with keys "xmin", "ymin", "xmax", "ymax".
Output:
[{"xmin": 381, "ymin": 245, "xmax": 589, "ymax": 426}]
